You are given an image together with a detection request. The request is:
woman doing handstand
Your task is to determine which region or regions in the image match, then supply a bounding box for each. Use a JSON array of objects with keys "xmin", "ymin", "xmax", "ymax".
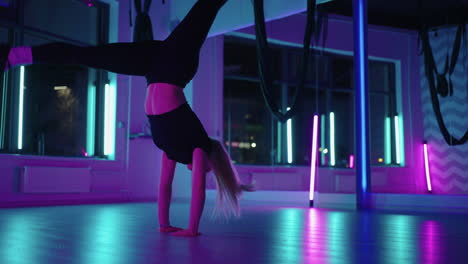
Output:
[{"xmin": 0, "ymin": 0, "xmax": 254, "ymax": 237}]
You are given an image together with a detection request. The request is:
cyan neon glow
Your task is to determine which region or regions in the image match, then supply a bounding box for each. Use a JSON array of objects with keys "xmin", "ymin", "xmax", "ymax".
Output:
[
  {"xmin": 103, "ymin": 83, "xmax": 116, "ymax": 159},
  {"xmin": 394, "ymin": 115, "xmax": 401, "ymax": 165},
  {"xmin": 349, "ymin": 154, "xmax": 355, "ymax": 169},
  {"xmin": 3, "ymin": 213, "xmax": 37, "ymax": 264},
  {"xmin": 86, "ymin": 85, "xmax": 96, "ymax": 157},
  {"xmin": 329, "ymin": 112, "xmax": 335, "ymax": 166},
  {"xmin": 309, "ymin": 115, "xmax": 319, "ymax": 201},
  {"xmin": 277, "ymin": 122, "xmax": 282, "ymax": 163},
  {"xmin": 398, "ymin": 114, "xmax": 405, "ymax": 166},
  {"xmin": 83, "ymin": 207, "xmax": 126, "ymax": 264},
  {"xmin": 423, "ymin": 143, "xmax": 432, "ymax": 192},
  {"xmin": 327, "ymin": 212, "xmax": 351, "ymax": 262},
  {"xmin": 384, "ymin": 215, "xmax": 417, "ymax": 263},
  {"xmin": 18, "ymin": 66, "xmax": 25, "ymax": 150},
  {"xmin": 320, "ymin": 114, "xmax": 326, "ymax": 165},
  {"xmin": 0, "ymin": 79, "xmax": 6, "ymax": 148},
  {"xmin": 287, "ymin": 107, "xmax": 293, "ymax": 164},
  {"xmin": 273, "ymin": 209, "xmax": 302, "ymax": 263},
  {"xmin": 384, "ymin": 117, "xmax": 391, "ymax": 164}
]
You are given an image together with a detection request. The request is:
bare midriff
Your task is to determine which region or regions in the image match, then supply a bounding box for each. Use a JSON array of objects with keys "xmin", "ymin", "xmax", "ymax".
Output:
[{"xmin": 145, "ymin": 83, "xmax": 187, "ymax": 115}]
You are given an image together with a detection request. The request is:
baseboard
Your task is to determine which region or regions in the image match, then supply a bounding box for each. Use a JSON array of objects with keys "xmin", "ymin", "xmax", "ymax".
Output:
[
  {"xmin": 204, "ymin": 190, "xmax": 310, "ymax": 207},
  {"xmin": 0, "ymin": 197, "xmax": 157, "ymax": 208},
  {"xmin": 314, "ymin": 192, "xmax": 468, "ymax": 214},
  {"xmin": 370, "ymin": 193, "xmax": 468, "ymax": 214},
  {"xmin": 314, "ymin": 192, "xmax": 357, "ymax": 210},
  {"xmin": 199, "ymin": 190, "xmax": 468, "ymax": 214}
]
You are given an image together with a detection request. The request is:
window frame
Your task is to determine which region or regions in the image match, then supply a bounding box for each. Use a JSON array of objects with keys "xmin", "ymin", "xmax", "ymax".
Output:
[
  {"xmin": 0, "ymin": 0, "xmax": 113, "ymax": 159},
  {"xmin": 223, "ymin": 33, "xmax": 404, "ymax": 168}
]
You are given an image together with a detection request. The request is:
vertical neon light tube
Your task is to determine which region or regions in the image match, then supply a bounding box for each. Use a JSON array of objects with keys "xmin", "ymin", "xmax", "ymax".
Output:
[
  {"xmin": 423, "ymin": 143, "xmax": 432, "ymax": 192},
  {"xmin": 18, "ymin": 66, "xmax": 25, "ymax": 150},
  {"xmin": 399, "ymin": 114, "xmax": 405, "ymax": 166},
  {"xmin": 277, "ymin": 122, "xmax": 282, "ymax": 163},
  {"xmin": 104, "ymin": 83, "xmax": 116, "ymax": 159},
  {"xmin": 384, "ymin": 117, "xmax": 391, "ymax": 164},
  {"xmin": 349, "ymin": 155, "xmax": 355, "ymax": 169},
  {"xmin": 86, "ymin": 85, "xmax": 96, "ymax": 156},
  {"xmin": 321, "ymin": 114, "xmax": 326, "ymax": 165},
  {"xmin": 309, "ymin": 115, "xmax": 319, "ymax": 204},
  {"xmin": 354, "ymin": 0, "xmax": 370, "ymax": 208},
  {"xmin": 394, "ymin": 115, "xmax": 401, "ymax": 165},
  {"xmin": 287, "ymin": 107, "xmax": 293, "ymax": 164},
  {"xmin": 329, "ymin": 112, "xmax": 335, "ymax": 166}
]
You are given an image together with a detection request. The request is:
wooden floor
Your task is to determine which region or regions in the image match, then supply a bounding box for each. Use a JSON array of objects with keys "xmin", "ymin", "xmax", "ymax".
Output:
[{"xmin": 1, "ymin": 202, "xmax": 468, "ymax": 264}]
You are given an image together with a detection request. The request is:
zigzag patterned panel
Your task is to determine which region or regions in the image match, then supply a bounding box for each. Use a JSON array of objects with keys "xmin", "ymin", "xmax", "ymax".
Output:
[{"xmin": 420, "ymin": 26, "xmax": 468, "ymax": 195}]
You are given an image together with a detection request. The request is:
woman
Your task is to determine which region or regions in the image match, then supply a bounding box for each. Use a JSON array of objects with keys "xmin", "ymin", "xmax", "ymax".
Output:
[{"xmin": 1, "ymin": 0, "xmax": 254, "ymax": 237}]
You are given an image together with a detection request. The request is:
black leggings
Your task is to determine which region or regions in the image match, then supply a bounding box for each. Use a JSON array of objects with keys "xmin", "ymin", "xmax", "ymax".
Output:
[{"xmin": 31, "ymin": 0, "xmax": 225, "ymax": 86}]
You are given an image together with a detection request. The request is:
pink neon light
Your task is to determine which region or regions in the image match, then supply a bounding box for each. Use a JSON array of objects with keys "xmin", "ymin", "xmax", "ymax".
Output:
[
  {"xmin": 309, "ymin": 115, "xmax": 319, "ymax": 201},
  {"xmin": 349, "ymin": 155, "xmax": 355, "ymax": 169},
  {"xmin": 422, "ymin": 220, "xmax": 440, "ymax": 264},
  {"xmin": 81, "ymin": 148, "xmax": 88, "ymax": 157},
  {"xmin": 304, "ymin": 209, "xmax": 326, "ymax": 262},
  {"xmin": 423, "ymin": 143, "xmax": 432, "ymax": 192}
]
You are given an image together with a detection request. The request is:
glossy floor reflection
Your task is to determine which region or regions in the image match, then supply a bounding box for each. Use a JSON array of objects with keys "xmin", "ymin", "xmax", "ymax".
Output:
[{"xmin": 1, "ymin": 202, "xmax": 468, "ymax": 264}]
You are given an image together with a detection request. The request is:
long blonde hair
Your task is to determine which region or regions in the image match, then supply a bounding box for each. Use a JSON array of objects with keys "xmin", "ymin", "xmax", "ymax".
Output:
[{"xmin": 208, "ymin": 139, "xmax": 255, "ymax": 219}]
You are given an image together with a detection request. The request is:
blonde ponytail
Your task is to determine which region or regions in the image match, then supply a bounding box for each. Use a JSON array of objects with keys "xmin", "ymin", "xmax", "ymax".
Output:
[{"xmin": 208, "ymin": 139, "xmax": 255, "ymax": 219}]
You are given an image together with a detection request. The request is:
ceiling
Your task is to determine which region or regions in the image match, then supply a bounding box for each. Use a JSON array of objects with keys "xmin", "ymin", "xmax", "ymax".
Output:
[{"xmin": 320, "ymin": 0, "xmax": 468, "ymax": 30}]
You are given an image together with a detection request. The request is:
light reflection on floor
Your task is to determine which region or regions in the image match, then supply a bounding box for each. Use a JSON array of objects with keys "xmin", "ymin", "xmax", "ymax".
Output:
[{"xmin": 0, "ymin": 203, "xmax": 466, "ymax": 264}]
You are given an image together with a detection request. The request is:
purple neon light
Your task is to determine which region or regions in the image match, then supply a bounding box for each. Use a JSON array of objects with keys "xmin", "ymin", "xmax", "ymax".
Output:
[
  {"xmin": 423, "ymin": 143, "xmax": 432, "ymax": 192},
  {"xmin": 349, "ymin": 155, "xmax": 355, "ymax": 169},
  {"xmin": 309, "ymin": 115, "xmax": 319, "ymax": 201}
]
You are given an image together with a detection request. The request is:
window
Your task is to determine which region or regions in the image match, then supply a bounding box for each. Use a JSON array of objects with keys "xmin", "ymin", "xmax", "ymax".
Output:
[
  {"xmin": 0, "ymin": 0, "xmax": 111, "ymax": 159},
  {"xmin": 24, "ymin": 0, "xmax": 100, "ymax": 44},
  {"xmin": 223, "ymin": 35, "xmax": 402, "ymax": 167},
  {"xmin": 0, "ymin": 0, "xmax": 13, "ymax": 6}
]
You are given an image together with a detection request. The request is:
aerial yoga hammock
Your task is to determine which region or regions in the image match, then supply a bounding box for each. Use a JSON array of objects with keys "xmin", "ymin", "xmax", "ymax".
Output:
[
  {"xmin": 419, "ymin": 1, "xmax": 468, "ymax": 146},
  {"xmin": 253, "ymin": 0, "xmax": 320, "ymax": 123}
]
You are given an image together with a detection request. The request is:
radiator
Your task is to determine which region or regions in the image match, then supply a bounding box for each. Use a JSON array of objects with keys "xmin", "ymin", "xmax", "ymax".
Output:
[
  {"xmin": 250, "ymin": 172, "xmax": 305, "ymax": 191},
  {"xmin": 21, "ymin": 166, "xmax": 91, "ymax": 193}
]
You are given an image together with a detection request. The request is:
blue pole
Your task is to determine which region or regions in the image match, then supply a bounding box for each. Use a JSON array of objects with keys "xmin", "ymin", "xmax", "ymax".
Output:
[{"xmin": 353, "ymin": 0, "xmax": 371, "ymax": 209}]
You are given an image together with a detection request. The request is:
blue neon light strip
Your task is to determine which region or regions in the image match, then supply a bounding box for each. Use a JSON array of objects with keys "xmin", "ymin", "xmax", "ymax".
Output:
[{"xmin": 354, "ymin": 0, "xmax": 370, "ymax": 198}]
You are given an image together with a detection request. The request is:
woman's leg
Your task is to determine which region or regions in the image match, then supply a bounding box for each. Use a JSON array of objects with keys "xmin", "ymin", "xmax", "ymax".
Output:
[
  {"xmin": 164, "ymin": 0, "xmax": 226, "ymax": 54},
  {"xmin": 171, "ymin": 148, "xmax": 208, "ymax": 237},
  {"xmin": 23, "ymin": 41, "xmax": 160, "ymax": 76},
  {"xmin": 158, "ymin": 152, "xmax": 183, "ymax": 232}
]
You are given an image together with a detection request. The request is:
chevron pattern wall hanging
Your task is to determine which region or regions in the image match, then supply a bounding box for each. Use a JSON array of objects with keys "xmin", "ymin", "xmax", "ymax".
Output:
[{"xmin": 420, "ymin": 26, "xmax": 468, "ymax": 194}]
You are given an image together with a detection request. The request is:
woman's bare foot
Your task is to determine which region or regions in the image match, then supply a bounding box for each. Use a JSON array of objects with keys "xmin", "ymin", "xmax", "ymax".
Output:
[
  {"xmin": 170, "ymin": 229, "xmax": 201, "ymax": 237},
  {"xmin": 159, "ymin": 225, "xmax": 184, "ymax": 233}
]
